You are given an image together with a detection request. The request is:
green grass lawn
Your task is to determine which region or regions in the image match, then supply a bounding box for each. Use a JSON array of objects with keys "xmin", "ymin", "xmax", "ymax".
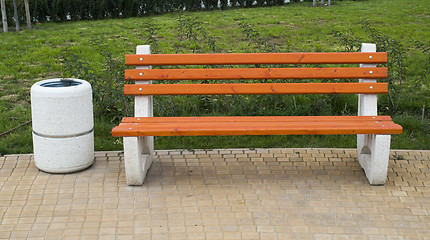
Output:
[{"xmin": 0, "ymin": 0, "xmax": 429, "ymax": 155}]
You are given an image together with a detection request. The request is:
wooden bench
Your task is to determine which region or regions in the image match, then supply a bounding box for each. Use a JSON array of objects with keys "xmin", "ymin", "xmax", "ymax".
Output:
[{"xmin": 112, "ymin": 43, "xmax": 403, "ymax": 186}]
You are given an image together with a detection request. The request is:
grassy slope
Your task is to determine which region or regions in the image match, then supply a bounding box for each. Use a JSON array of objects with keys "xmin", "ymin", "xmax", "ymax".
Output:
[{"xmin": 0, "ymin": 0, "xmax": 429, "ymax": 155}]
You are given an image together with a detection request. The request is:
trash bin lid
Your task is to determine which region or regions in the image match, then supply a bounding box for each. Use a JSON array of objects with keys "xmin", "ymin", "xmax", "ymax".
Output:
[{"xmin": 40, "ymin": 79, "xmax": 82, "ymax": 87}]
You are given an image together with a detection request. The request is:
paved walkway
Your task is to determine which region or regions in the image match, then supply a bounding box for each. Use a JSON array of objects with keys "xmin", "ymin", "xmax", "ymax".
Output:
[{"xmin": 0, "ymin": 148, "xmax": 429, "ymax": 240}]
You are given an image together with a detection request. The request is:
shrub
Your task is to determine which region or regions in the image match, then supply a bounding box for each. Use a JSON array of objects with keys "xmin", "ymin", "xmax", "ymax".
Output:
[{"xmin": 60, "ymin": 39, "xmax": 131, "ymax": 122}]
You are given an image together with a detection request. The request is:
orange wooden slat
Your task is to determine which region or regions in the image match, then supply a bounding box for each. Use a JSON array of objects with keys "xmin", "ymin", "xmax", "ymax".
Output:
[
  {"xmin": 125, "ymin": 52, "xmax": 387, "ymax": 65},
  {"xmin": 112, "ymin": 124, "xmax": 401, "ymax": 136},
  {"xmin": 120, "ymin": 116, "xmax": 395, "ymax": 123},
  {"xmin": 111, "ymin": 117, "xmax": 403, "ymax": 137},
  {"xmin": 124, "ymin": 82, "xmax": 387, "ymax": 95},
  {"xmin": 125, "ymin": 67, "xmax": 387, "ymax": 80}
]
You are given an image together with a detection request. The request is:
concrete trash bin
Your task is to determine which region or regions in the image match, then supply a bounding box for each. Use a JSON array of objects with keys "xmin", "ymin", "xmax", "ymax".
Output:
[{"xmin": 31, "ymin": 78, "xmax": 94, "ymax": 173}]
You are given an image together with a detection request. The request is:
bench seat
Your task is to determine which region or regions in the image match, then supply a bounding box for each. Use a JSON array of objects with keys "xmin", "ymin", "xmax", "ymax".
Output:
[{"xmin": 112, "ymin": 116, "xmax": 402, "ymax": 136}]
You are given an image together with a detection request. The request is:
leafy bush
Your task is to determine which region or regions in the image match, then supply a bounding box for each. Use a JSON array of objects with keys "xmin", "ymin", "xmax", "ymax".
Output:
[
  {"xmin": 239, "ymin": 23, "xmax": 278, "ymax": 53},
  {"xmin": 174, "ymin": 11, "xmax": 219, "ymax": 53},
  {"xmin": 1, "ymin": 0, "xmax": 291, "ymax": 25},
  {"xmin": 60, "ymin": 39, "xmax": 131, "ymax": 122},
  {"xmin": 330, "ymin": 19, "xmax": 425, "ymax": 115}
]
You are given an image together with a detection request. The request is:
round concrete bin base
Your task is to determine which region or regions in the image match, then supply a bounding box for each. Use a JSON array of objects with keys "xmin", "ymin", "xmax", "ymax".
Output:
[{"xmin": 32, "ymin": 131, "xmax": 94, "ymax": 173}]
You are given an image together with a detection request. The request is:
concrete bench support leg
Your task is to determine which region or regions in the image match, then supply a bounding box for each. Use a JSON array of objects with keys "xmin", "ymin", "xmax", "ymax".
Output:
[
  {"xmin": 123, "ymin": 45, "xmax": 154, "ymax": 186},
  {"xmin": 357, "ymin": 43, "xmax": 391, "ymax": 185},
  {"xmin": 123, "ymin": 136, "xmax": 153, "ymax": 185},
  {"xmin": 357, "ymin": 134, "xmax": 391, "ymax": 185}
]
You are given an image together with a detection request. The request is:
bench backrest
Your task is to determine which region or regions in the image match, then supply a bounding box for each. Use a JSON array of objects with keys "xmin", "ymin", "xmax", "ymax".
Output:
[{"xmin": 125, "ymin": 44, "xmax": 386, "ymax": 117}]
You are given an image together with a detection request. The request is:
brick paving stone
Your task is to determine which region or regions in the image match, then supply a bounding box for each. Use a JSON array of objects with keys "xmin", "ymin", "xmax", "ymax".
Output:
[{"xmin": 0, "ymin": 149, "xmax": 429, "ymax": 239}]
